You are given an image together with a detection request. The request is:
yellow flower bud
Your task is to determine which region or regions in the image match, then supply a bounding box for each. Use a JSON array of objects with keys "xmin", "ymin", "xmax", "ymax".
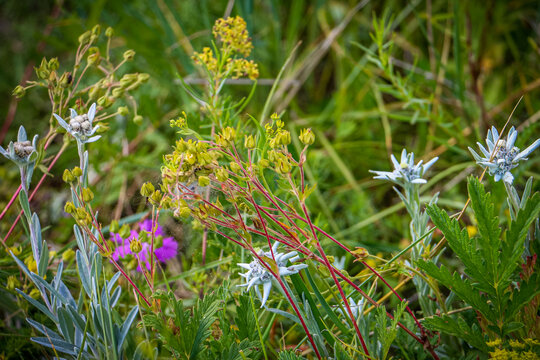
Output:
[
  {"xmin": 62, "ymin": 248, "xmax": 76, "ymax": 262},
  {"xmin": 230, "ymin": 162, "xmax": 241, "ymax": 173},
  {"xmin": 138, "ymin": 73, "xmax": 150, "ymax": 83},
  {"xmin": 9, "ymin": 246, "xmax": 22, "ymax": 256},
  {"xmin": 244, "ymin": 135, "xmax": 256, "ymax": 149},
  {"xmin": 140, "ymin": 182, "xmax": 155, "ymax": 197},
  {"xmin": 259, "ymin": 159, "xmax": 270, "ymax": 168},
  {"xmin": 6, "ymin": 275, "xmax": 19, "ymax": 291},
  {"xmin": 112, "ymin": 87, "xmax": 124, "ymax": 98},
  {"xmin": 72, "ymin": 167, "xmax": 83, "ymax": 177},
  {"xmin": 62, "ymin": 169, "xmax": 75, "ymax": 183},
  {"xmin": 64, "ymin": 201, "xmax": 76, "ymax": 214},
  {"xmin": 299, "ymin": 128, "xmax": 315, "ymax": 145},
  {"xmin": 92, "ymin": 24, "xmax": 101, "ymax": 36},
  {"xmin": 78, "ymin": 31, "xmax": 92, "ymax": 44},
  {"xmin": 48, "ymin": 58, "xmax": 59, "ymax": 71},
  {"xmin": 215, "ymin": 168, "xmax": 229, "ymax": 182},
  {"xmin": 150, "ymin": 190, "xmax": 163, "ymax": 204},
  {"xmin": 276, "ymin": 158, "xmax": 291, "ymax": 174},
  {"xmin": 130, "ymin": 239, "xmax": 142, "ymax": 253},
  {"xmin": 24, "ymin": 257, "xmax": 37, "ymax": 273},
  {"xmin": 29, "ymin": 288, "xmax": 41, "ymax": 299},
  {"xmin": 81, "ymin": 188, "xmax": 94, "ymax": 202},
  {"xmin": 198, "ymin": 176, "xmax": 210, "ymax": 187},
  {"xmin": 178, "ymin": 206, "xmax": 191, "ymax": 218}
]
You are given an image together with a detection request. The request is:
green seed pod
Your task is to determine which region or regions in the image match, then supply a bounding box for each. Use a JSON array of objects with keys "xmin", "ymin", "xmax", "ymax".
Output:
[
  {"xmin": 123, "ymin": 50, "xmax": 136, "ymax": 61},
  {"xmin": 133, "ymin": 115, "xmax": 143, "ymax": 125},
  {"xmin": 48, "ymin": 57, "xmax": 59, "ymax": 71},
  {"xmin": 62, "ymin": 248, "xmax": 76, "ymax": 262},
  {"xmin": 12, "ymin": 85, "xmax": 26, "ymax": 98}
]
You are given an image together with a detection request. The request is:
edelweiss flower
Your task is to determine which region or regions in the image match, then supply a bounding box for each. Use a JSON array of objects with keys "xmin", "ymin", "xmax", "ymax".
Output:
[
  {"xmin": 53, "ymin": 103, "xmax": 101, "ymax": 145},
  {"xmin": 238, "ymin": 242, "xmax": 307, "ymax": 308},
  {"xmin": 0, "ymin": 126, "xmax": 38, "ymax": 166},
  {"xmin": 469, "ymin": 126, "xmax": 540, "ymax": 184},
  {"xmin": 370, "ymin": 149, "xmax": 438, "ymax": 186}
]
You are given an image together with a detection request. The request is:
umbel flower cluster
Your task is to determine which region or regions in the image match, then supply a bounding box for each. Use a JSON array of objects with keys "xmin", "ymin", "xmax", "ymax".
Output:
[
  {"xmin": 192, "ymin": 16, "xmax": 259, "ymax": 80},
  {"xmin": 469, "ymin": 126, "xmax": 540, "ymax": 184},
  {"xmin": 111, "ymin": 219, "xmax": 178, "ymax": 272},
  {"xmin": 238, "ymin": 243, "xmax": 307, "ymax": 308},
  {"xmin": 370, "ymin": 149, "xmax": 438, "ymax": 186}
]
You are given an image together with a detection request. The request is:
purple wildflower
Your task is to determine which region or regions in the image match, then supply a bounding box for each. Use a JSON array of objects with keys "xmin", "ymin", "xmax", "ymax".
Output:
[{"xmin": 111, "ymin": 219, "xmax": 178, "ymax": 271}]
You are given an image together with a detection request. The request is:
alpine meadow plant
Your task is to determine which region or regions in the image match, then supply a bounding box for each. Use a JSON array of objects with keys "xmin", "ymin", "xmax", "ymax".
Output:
[{"xmin": 1, "ymin": 7, "xmax": 539, "ymax": 360}]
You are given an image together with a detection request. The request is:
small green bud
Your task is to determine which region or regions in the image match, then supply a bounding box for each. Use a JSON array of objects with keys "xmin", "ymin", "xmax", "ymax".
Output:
[
  {"xmin": 59, "ymin": 72, "xmax": 71, "ymax": 88},
  {"xmin": 112, "ymin": 87, "xmax": 124, "ymax": 98},
  {"xmin": 119, "ymin": 74, "xmax": 138, "ymax": 87},
  {"xmin": 48, "ymin": 58, "xmax": 59, "ymax": 71},
  {"xmin": 6, "ymin": 275, "xmax": 19, "ymax": 291},
  {"xmin": 87, "ymin": 52, "xmax": 101, "ymax": 66},
  {"xmin": 118, "ymin": 106, "xmax": 129, "ymax": 116},
  {"xmin": 78, "ymin": 31, "xmax": 92, "ymax": 45},
  {"xmin": 12, "ymin": 85, "xmax": 26, "ymax": 98},
  {"xmin": 62, "ymin": 248, "xmax": 76, "ymax": 262},
  {"xmin": 244, "ymin": 135, "xmax": 256, "ymax": 149},
  {"xmin": 123, "ymin": 50, "xmax": 136, "ymax": 61},
  {"xmin": 198, "ymin": 176, "xmax": 210, "ymax": 187},
  {"xmin": 64, "ymin": 201, "xmax": 76, "ymax": 214},
  {"xmin": 92, "ymin": 24, "xmax": 101, "ymax": 36},
  {"xmin": 110, "ymin": 220, "xmax": 120, "ymax": 233},
  {"xmin": 35, "ymin": 58, "xmax": 50, "ymax": 79},
  {"xmin": 82, "ymin": 188, "xmax": 94, "ymax": 202},
  {"xmin": 299, "ymin": 128, "xmax": 315, "ymax": 145},
  {"xmin": 278, "ymin": 130, "xmax": 291, "ymax": 146},
  {"xmin": 137, "ymin": 73, "xmax": 150, "ymax": 82},
  {"xmin": 72, "ymin": 167, "xmax": 83, "ymax": 177},
  {"xmin": 119, "ymin": 224, "xmax": 131, "ymax": 239},
  {"xmin": 140, "ymin": 182, "xmax": 155, "ymax": 197},
  {"xmin": 133, "ymin": 115, "xmax": 143, "ymax": 125},
  {"xmin": 62, "ymin": 169, "xmax": 75, "ymax": 183},
  {"xmin": 276, "ymin": 158, "xmax": 291, "ymax": 174},
  {"xmin": 9, "ymin": 246, "xmax": 21, "ymax": 256},
  {"xmin": 105, "ymin": 27, "xmax": 114, "ymax": 37},
  {"xmin": 130, "ymin": 239, "xmax": 142, "ymax": 253}
]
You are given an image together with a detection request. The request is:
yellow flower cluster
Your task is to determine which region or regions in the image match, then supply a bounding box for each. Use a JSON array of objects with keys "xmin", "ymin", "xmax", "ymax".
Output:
[
  {"xmin": 192, "ymin": 47, "xmax": 219, "ymax": 74},
  {"xmin": 212, "ymin": 16, "xmax": 253, "ymax": 57},
  {"xmin": 192, "ymin": 17, "xmax": 259, "ymax": 81}
]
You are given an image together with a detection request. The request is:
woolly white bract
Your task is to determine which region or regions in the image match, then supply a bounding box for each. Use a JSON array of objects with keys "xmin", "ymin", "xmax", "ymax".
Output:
[
  {"xmin": 469, "ymin": 126, "xmax": 540, "ymax": 184},
  {"xmin": 238, "ymin": 242, "xmax": 307, "ymax": 308}
]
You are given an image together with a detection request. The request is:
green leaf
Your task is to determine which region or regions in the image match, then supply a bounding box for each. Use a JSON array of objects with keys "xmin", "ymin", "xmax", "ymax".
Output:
[
  {"xmin": 417, "ymin": 260, "xmax": 495, "ymax": 323},
  {"xmin": 18, "ymin": 189, "xmax": 31, "ymax": 221},
  {"xmin": 467, "ymin": 177, "xmax": 500, "ymax": 281},
  {"xmin": 423, "ymin": 315, "xmax": 488, "ymax": 352}
]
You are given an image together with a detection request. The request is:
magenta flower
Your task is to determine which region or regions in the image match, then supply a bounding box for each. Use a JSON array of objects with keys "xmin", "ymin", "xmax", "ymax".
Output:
[{"xmin": 111, "ymin": 219, "xmax": 178, "ymax": 271}]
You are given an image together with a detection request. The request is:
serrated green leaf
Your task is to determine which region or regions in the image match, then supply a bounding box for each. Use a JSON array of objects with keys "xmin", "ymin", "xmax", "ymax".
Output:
[{"xmin": 423, "ymin": 315, "xmax": 488, "ymax": 352}]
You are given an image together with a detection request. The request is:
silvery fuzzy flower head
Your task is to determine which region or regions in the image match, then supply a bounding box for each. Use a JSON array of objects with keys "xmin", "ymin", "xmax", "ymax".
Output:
[
  {"xmin": 53, "ymin": 103, "xmax": 101, "ymax": 145},
  {"xmin": 238, "ymin": 242, "xmax": 308, "ymax": 308},
  {"xmin": 0, "ymin": 126, "xmax": 38, "ymax": 166},
  {"xmin": 469, "ymin": 126, "xmax": 540, "ymax": 184},
  {"xmin": 370, "ymin": 149, "xmax": 438, "ymax": 186}
]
